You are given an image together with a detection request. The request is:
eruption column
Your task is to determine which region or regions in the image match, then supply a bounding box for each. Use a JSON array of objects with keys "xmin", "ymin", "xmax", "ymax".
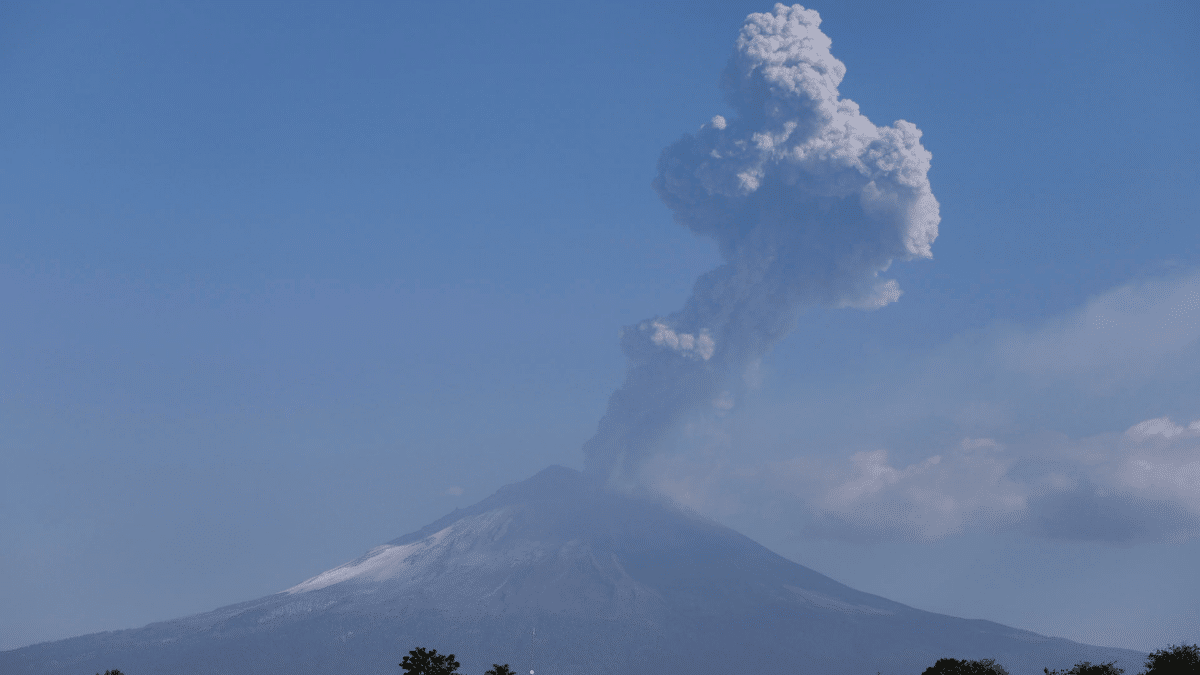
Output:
[{"xmin": 583, "ymin": 4, "xmax": 940, "ymax": 482}]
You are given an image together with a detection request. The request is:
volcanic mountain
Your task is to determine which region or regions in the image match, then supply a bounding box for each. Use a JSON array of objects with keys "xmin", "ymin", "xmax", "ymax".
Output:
[{"xmin": 1, "ymin": 466, "xmax": 1143, "ymax": 675}]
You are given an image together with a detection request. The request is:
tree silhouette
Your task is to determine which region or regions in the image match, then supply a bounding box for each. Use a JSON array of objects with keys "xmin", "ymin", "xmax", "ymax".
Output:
[
  {"xmin": 401, "ymin": 647, "xmax": 461, "ymax": 675},
  {"xmin": 485, "ymin": 664, "xmax": 516, "ymax": 675},
  {"xmin": 1141, "ymin": 643, "xmax": 1200, "ymax": 674},
  {"xmin": 1045, "ymin": 661, "xmax": 1124, "ymax": 675},
  {"xmin": 95, "ymin": 671, "xmax": 125, "ymax": 675},
  {"xmin": 922, "ymin": 657, "xmax": 1011, "ymax": 675}
]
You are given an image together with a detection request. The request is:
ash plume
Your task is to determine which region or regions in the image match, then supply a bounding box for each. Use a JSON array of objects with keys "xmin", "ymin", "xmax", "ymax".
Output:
[{"xmin": 583, "ymin": 4, "xmax": 940, "ymax": 482}]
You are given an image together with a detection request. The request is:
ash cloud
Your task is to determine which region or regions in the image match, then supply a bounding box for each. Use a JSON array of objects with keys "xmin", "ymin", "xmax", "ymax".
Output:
[{"xmin": 584, "ymin": 4, "xmax": 939, "ymax": 481}]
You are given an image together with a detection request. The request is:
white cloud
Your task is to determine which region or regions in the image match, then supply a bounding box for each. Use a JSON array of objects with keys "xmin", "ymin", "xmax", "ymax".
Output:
[
  {"xmin": 1125, "ymin": 416, "xmax": 1199, "ymax": 441},
  {"xmin": 750, "ymin": 270, "xmax": 1200, "ymax": 542},
  {"xmin": 646, "ymin": 320, "xmax": 715, "ymax": 360},
  {"xmin": 782, "ymin": 438, "xmax": 1026, "ymax": 541},
  {"xmin": 998, "ymin": 270, "xmax": 1200, "ymax": 389},
  {"xmin": 1109, "ymin": 418, "xmax": 1200, "ymax": 516},
  {"xmin": 645, "ymin": 415, "xmax": 1200, "ymax": 544}
]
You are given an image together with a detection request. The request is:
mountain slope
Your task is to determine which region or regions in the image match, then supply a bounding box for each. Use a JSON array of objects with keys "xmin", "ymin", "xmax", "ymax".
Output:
[{"xmin": 0, "ymin": 466, "xmax": 1144, "ymax": 675}]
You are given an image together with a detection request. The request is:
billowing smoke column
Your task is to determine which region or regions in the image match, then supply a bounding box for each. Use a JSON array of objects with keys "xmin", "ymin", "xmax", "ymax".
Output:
[{"xmin": 583, "ymin": 4, "xmax": 940, "ymax": 482}]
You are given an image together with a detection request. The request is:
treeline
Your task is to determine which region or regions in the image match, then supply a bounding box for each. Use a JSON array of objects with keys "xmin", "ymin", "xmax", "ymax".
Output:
[
  {"xmin": 395, "ymin": 644, "xmax": 1200, "ymax": 675},
  {"xmin": 921, "ymin": 643, "xmax": 1199, "ymax": 675},
  {"xmin": 90, "ymin": 642, "xmax": 1199, "ymax": 675},
  {"xmin": 400, "ymin": 646, "xmax": 515, "ymax": 675}
]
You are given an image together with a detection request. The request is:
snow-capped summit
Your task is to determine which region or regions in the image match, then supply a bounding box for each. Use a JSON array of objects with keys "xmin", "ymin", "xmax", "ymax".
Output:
[{"xmin": 1, "ymin": 466, "xmax": 1142, "ymax": 675}]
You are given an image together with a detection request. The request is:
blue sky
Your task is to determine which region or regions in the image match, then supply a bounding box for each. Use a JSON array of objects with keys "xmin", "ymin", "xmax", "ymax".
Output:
[{"xmin": 2, "ymin": 0, "xmax": 1198, "ymax": 654}]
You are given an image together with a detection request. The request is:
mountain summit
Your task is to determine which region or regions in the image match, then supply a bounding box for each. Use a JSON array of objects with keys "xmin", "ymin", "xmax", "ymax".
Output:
[{"xmin": 1, "ymin": 466, "xmax": 1142, "ymax": 674}]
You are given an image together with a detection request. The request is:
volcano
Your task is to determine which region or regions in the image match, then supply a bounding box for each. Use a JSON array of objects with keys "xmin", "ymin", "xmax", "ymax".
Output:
[{"xmin": 1, "ymin": 466, "xmax": 1143, "ymax": 675}]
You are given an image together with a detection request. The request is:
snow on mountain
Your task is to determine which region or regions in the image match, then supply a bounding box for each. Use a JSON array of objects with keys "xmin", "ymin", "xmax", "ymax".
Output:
[{"xmin": 0, "ymin": 466, "xmax": 1144, "ymax": 675}]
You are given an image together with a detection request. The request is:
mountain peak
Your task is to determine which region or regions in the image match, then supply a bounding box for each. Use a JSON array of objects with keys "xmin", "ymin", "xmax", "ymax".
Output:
[{"xmin": 1, "ymin": 465, "xmax": 1146, "ymax": 675}]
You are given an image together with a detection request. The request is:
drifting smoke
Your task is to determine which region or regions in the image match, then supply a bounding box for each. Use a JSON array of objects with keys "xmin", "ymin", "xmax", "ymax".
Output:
[{"xmin": 583, "ymin": 4, "xmax": 940, "ymax": 482}]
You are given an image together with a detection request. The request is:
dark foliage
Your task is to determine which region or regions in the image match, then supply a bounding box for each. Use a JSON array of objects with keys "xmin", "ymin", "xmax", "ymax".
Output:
[
  {"xmin": 1141, "ymin": 644, "xmax": 1200, "ymax": 674},
  {"xmin": 485, "ymin": 664, "xmax": 516, "ymax": 675},
  {"xmin": 95, "ymin": 671, "xmax": 124, "ymax": 675},
  {"xmin": 1045, "ymin": 661, "xmax": 1124, "ymax": 675},
  {"xmin": 401, "ymin": 647, "xmax": 461, "ymax": 675},
  {"xmin": 922, "ymin": 657, "xmax": 1010, "ymax": 675}
]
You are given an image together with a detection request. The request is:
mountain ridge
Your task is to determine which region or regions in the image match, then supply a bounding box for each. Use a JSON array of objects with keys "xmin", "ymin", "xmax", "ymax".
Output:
[{"xmin": 0, "ymin": 465, "xmax": 1145, "ymax": 675}]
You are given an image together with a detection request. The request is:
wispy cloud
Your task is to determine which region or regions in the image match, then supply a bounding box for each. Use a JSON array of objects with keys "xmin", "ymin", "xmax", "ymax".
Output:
[
  {"xmin": 998, "ymin": 271, "xmax": 1200, "ymax": 391},
  {"xmin": 648, "ymin": 414, "xmax": 1200, "ymax": 543},
  {"xmin": 640, "ymin": 267, "xmax": 1200, "ymax": 543}
]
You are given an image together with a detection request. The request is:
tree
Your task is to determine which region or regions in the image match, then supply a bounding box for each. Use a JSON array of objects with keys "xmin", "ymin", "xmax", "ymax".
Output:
[
  {"xmin": 95, "ymin": 671, "xmax": 125, "ymax": 675},
  {"xmin": 1045, "ymin": 661, "xmax": 1124, "ymax": 675},
  {"xmin": 485, "ymin": 664, "xmax": 516, "ymax": 675},
  {"xmin": 1141, "ymin": 644, "xmax": 1200, "ymax": 675},
  {"xmin": 401, "ymin": 647, "xmax": 461, "ymax": 675},
  {"xmin": 922, "ymin": 657, "xmax": 1011, "ymax": 675}
]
